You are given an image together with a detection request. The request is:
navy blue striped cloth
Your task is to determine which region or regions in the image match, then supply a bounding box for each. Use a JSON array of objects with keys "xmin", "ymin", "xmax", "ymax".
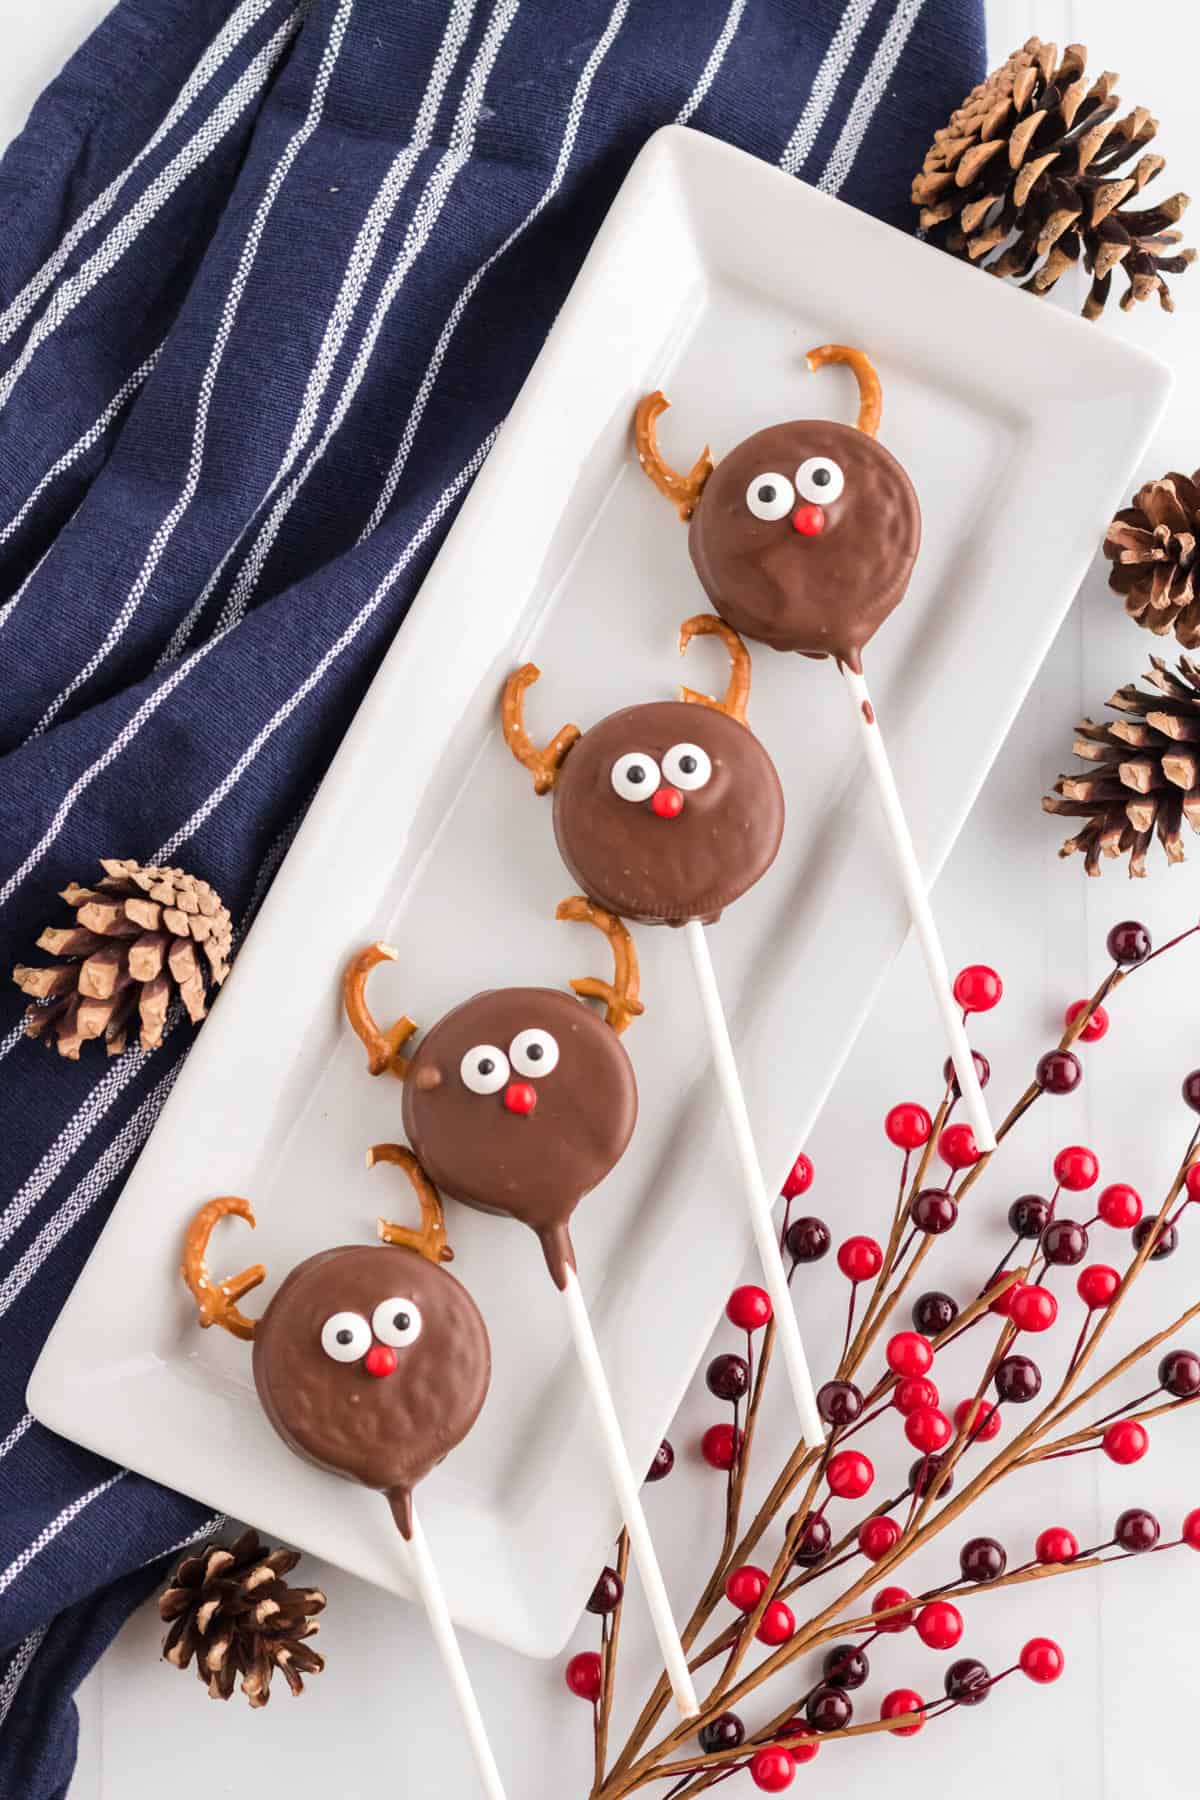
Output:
[{"xmin": 0, "ymin": 1, "xmax": 983, "ymax": 1790}]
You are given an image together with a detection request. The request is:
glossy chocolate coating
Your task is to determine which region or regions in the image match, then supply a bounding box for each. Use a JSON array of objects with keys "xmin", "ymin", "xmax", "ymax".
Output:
[
  {"xmin": 402, "ymin": 987, "xmax": 637, "ymax": 1288},
  {"xmin": 688, "ymin": 420, "xmax": 921, "ymax": 670},
  {"xmin": 252, "ymin": 1243, "xmax": 490, "ymax": 1538},
  {"xmin": 552, "ymin": 701, "xmax": 784, "ymax": 926}
]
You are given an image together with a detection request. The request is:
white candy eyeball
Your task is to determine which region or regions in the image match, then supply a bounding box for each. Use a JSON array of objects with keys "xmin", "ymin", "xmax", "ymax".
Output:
[
  {"xmin": 510, "ymin": 1027, "xmax": 560, "ymax": 1078},
  {"xmin": 320, "ymin": 1311, "xmax": 371, "ymax": 1363},
  {"xmin": 611, "ymin": 751, "xmax": 661, "ymax": 803},
  {"xmin": 372, "ymin": 1296, "xmax": 423, "ymax": 1349},
  {"xmin": 795, "ymin": 456, "xmax": 844, "ymax": 504},
  {"xmin": 745, "ymin": 472, "xmax": 795, "ymax": 521},
  {"xmin": 460, "ymin": 1044, "xmax": 510, "ymax": 1095},
  {"xmin": 661, "ymin": 743, "xmax": 712, "ymax": 792}
]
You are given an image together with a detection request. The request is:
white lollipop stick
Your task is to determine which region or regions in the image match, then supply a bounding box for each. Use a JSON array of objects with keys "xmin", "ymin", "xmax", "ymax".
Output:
[
  {"xmin": 406, "ymin": 1503, "xmax": 508, "ymax": 1800},
  {"xmin": 840, "ymin": 665, "xmax": 996, "ymax": 1153},
  {"xmin": 561, "ymin": 1264, "xmax": 699, "ymax": 1719},
  {"xmin": 684, "ymin": 920, "xmax": 825, "ymax": 1449}
]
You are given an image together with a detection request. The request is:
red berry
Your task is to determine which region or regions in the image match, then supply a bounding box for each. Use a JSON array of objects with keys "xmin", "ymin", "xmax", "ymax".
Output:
[
  {"xmin": 756, "ymin": 1600, "xmax": 795, "ymax": 1645},
  {"xmin": 939, "ymin": 1123, "xmax": 981, "ymax": 1170},
  {"xmin": 724, "ymin": 1565, "xmax": 768, "ymax": 1612},
  {"xmin": 1077, "ymin": 1265, "xmax": 1120, "ymax": 1310},
  {"xmin": 1053, "ymin": 1145, "xmax": 1099, "ymax": 1192},
  {"xmin": 872, "ymin": 1586, "xmax": 914, "ymax": 1632},
  {"xmin": 1097, "ymin": 1183, "xmax": 1142, "ymax": 1229},
  {"xmin": 827, "ymin": 1450, "xmax": 874, "ymax": 1500},
  {"xmin": 989, "ymin": 1274, "xmax": 1025, "ymax": 1318},
  {"xmin": 954, "ymin": 1397, "xmax": 1001, "ymax": 1441},
  {"xmin": 886, "ymin": 1331, "xmax": 934, "ymax": 1378},
  {"xmin": 726, "ymin": 1285, "xmax": 772, "ymax": 1331},
  {"xmin": 886, "ymin": 1103, "xmax": 932, "ymax": 1150},
  {"xmin": 893, "ymin": 1375, "xmax": 939, "ymax": 1415},
  {"xmin": 565, "ymin": 1651, "xmax": 602, "ymax": 1701},
  {"xmin": 782, "ymin": 1153, "xmax": 814, "ymax": 1200},
  {"xmin": 1019, "ymin": 1638, "xmax": 1064, "ymax": 1683},
  {"xmin": 1065, "ymin": 1000, "xmax": 1109, "ymax": 1042},
  {"xmin": 858, "ymin": 1516, "xmax": 901, "ymax": 1562},
  {"xmin": 953, "ymin": 965, "xmax": 1003, "ymax": 1013},
  {"xmin": 1103, "ymin": 1419, "xmax": 1148, "ymax": 1465},
  {"xmin": 749, "ymin": 1748, "xmax": 795, "ymax": 1792},
  {"xmin": 881, "ymin": 1688, "xmax": 925, "ymax": 1735},
  {"xmin": 836, "ymin": 1236, "xmax": 883, "ymax": 1282},
  {"xmin": 701, "ymin": 1423, "xmax": 743, "ymax": 1470},
  {"xmin": 1187, "ymin": 1163, "xmax": 1200, "ymax": 1204},
  {"xmin": 905, "ymin": 1405, "xmax": 952, "ymax": 1454},
  {"xmin": 780, "ymin": 1722, "xmax": 819, "ymax": 1764},
  {"xmin": 1035, "ymin": 1526, "xmax": 1078, "ymax": 1564},
  {"xmin": 1010, "ymin": 1286, "xmax": 1058, "ymax": 1334},
  {"xmin": 916, "ymin": 1601, "xmax": 963, "ymax": 1651},
  {"xmin": 1182, "ymin": 1509, "xmax": 1200, "ymax": 1550}
]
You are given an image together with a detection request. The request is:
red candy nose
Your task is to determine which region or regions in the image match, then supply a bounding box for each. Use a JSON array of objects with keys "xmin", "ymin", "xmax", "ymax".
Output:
[
  {"xmin": 651, "ymin": 785, "xmax": 684, "ymax": 819},
  {"xmin": 792, "ymin": 504, "xmax": 825, "ymax": 535},
  {"xmin": 364, "ymin": 1344, "xmax": 397, "ymax": 1379},
  {"xmin": 504, "ymin": 1080, "xmax": 537, "ymax": 1115}
]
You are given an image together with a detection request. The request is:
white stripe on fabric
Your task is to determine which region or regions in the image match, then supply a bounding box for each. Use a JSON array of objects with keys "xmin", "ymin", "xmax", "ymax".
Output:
[
  {"xmin": 214, "ymin": 0, "xmax": 518, "ymax": 631},
  {"xmin": 27, "ymin": 0, "xmax": 355, "ymax": 741},
  {"xmin": 155, "ymin": 429, "xmax": 497, "ymax": 859},
  {"xmin": 158, "ymin": 0, "xmax": 479, "ymax": 665},
  {"xmin": 778, "ymin": 0, "xmax": 878, "ymax": 176},
  {"xmin": 0, "ymin": 12, "xmax": 305, "ymax": 419},
  {"xmin": 676, "ymin": 0, "xmax": 745, "ymax": 126},
  {"xmin": 0, "ymin": 346, "xmax": 162, "ymax": 557},
  {"xmin": 0, "ymin": 1071, "xmax": 181, "ymax": 1325},
  {"xmin": 0, "ymin": 0, "xmax": 281, "ymax": 345},
  {"xmin": 0, "ymin": 1474, "xmax": 126, "ymax": 1600},
  {"xmin": 363, "ymin": 0, "xmax": 629, "ymax": 540},
  {"xmin": 152, "ymin": 1513, "xmax": 226, "ymax": 1565},
  {"xmin": 0, "ymin": 1412, "xmax": 33, "ymax": 1462},
  {"xmin": 0, "ymin": 1628, "xmax": 46, "ymax": 1730},
  {"xmin": 816, "ymin": 0, "xmax": 927, "ymax": 193}
]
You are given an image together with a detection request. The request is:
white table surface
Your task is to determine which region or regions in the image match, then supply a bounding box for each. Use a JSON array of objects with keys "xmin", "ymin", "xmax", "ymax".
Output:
[{"xmin": 5, "ymin": 1, "xmax": 1200, "ymax": 1794}]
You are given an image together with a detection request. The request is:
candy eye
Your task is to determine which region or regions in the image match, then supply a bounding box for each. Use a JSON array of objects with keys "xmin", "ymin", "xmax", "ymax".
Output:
[
  {"xmin": 795, "ymin": 456, "xmax": 844, "ymax": 503},
  {"xmin": 371, "ymin": 1297, "xmax": 423, "ymax": 1348},
  {"xmin": 510, "ymin": 1027, "xmax": 560, "ymax": 1078},
  {"xmin": 611, "ymin": 752, "xmax": 661, "ymax": 802},
  {"xmin": 460, "ymin": 1045, "xmax": 510, "ymax": 1095},
  {"xmin": 320, "ymin": 1312, "xmax": 371, "ymax": 1363},
  {"xmin": 745, "ymin": 473, "xmax": 795, "ymax": 521},
  {"xmin": 661, "ymin": 743, "xmax": 712, "ymax": 792}
]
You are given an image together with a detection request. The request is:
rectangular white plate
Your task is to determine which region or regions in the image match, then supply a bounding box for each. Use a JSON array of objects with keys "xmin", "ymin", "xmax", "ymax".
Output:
[{"xmin": 28, "ymin": 125, "xmax": 1171, "ymax": 1659}]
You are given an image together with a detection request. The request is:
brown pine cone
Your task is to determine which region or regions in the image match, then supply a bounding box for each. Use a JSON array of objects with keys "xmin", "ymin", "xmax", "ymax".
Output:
[
  {"xmin": 1105, "ymin": 470, "xmax": 1200, "ymax": 646},
  {"xmin": 12, "ymin": 858, "xmax": 232, "ymax": 1057},
  {"xmin": 160, "ymin": 1528, "xmax": 326, "ymax": 1707},
  {"xmin": 1043, "ymin": 657, "xmax": 1200, "ymax": 875},
  {"xmin": 912, "ymin": 38, "xmax": 1195, "ymax": 320}
]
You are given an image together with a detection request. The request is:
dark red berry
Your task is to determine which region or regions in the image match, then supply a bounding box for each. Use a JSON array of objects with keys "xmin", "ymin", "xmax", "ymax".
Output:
[
  {"xmin": 817, "ymin": 1380, "xmax": 864, "ymax": 1427},
  {"xmin": 1183, "ymin": 1071, "xmax": 1200, "ymax": 1113},
  {"xmin": 823, "ymin": 1644, "xmax": 870, "ymax": 1690},
  {"xmin": 1133, "ymin": 1216, "xmax": 1178, "ymax": 1260},
  {"xmin": 953, "ymin": 965, "xmax": 1003, "ymax": 1012},
  {"xmin": 913, "ymin": 1291, "xmax": 958, "ymax": 1335},
  {"xmin": 707, "ymin": 1353, "xmax": 751, "ymax": 1402},
  {"xmin": 943, "ymin": 1049, "xmax": 991, "ymax": 1095},
  {"xmin": 699, "ymin": 1713, "xmax": 745, "ymax": 1754},
  {"xmin": 647, "ymin": 1440, "xmax": 674, "ymax": 1481},
  {"xmin": 945, "ymin": 1657, "xmax": 991, "ymax": 1705},
  {"xmin": 1009, "ymin": 1195, "xmax": 1050, "ymax": 1239},
  {"xmin": 1037, "ymin": 1050, "xmax": 1082, "ymax": 1096},
  {"xmin": 1159, "ymin": 1349, "xmax": 1200, "ymax": 1397},
  {"xmin": 806, "ymin": 1685, "xmax": 852, "ymax": 1732},
  {"xmin": 1114, "ymin": 1507, "xmax": 1160, "ymax": 1552},
  {"xmin": 1107, "ymin": 921, "xmax": 1151, "ymax": 966},
  {"xmin": 912, "ymin": 1189, "xmax": 958, "ymax": 1234},
  {"xmin": 959, "ymin": 1536, "xmax": 1006, "ymax": 1582},
  {"xmin": 782, "ymin": 1153, "xmax": 814, "ymax": 1199},
  {"xmin": 786, "ymin": 1216, "xmax": 831, "ymax": 1263},
  {"xmin": 790, "ymin": 1513, "xmax": 832, "ymax": 1567},
  {"xmin": 909, "ymin": 1452, "xmax": 954, "ymax": 1498},
  {"xmin": 995, "ymin": 1355, "xmax": 1042, "ymax": 1403},
  {"xmin": 1041, "ymin": 1219, "xmax": 1089, "ymax": 1265},
  {"xmin": 587, "ymin": 1567, "xmax": 624, "ymax": 1614}
]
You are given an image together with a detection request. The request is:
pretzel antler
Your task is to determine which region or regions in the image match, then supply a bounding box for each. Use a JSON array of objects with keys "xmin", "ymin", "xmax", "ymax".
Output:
[
  {"xmin": 555, "ymin": 896, "xmax": 644, "ymax": 1035},
  {"xmin": 805, "ymin": 343, "xmax": 882, "ymax": 437},
  {"xmin": 678, "ymin": 614, "xmax": 751, "ymax": 725},
  {"xmin": 634, "ymin": 391, "xmax": 714, "ymax": 521},
  {"xmin": 501, "ymin": 665, "xmax": 581, "ymax": 796},
  {"xmin": 368, "ymin": 1144, "xmax": 454, "ymax": 1263},
  {"xmin": 343, "ymin": 942, "xmax": 418, "ymax": 1077},
  {"xmin": 182, "ymin": 1196, "xmax": 265, "ymax": 1340}
]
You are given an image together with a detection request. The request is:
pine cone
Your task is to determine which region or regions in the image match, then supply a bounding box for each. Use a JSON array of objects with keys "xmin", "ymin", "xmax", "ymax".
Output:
[
  {"xmin": 12, "ymin": 858, "xmax": 232, "ymax": 1058},
  {"xmin": 912, "ymin": 37, "xmax": 1195, "ymax": 319},
  {"xmin": 1043, "ymin": 657, "xmax": 1200, "ymax": 874},
  {"xmin": 160, "ymin": 1529, "xmax": 326, "ymax": 1707},
  {"xmin": 1105, "ymin": 470, "xmax": 1200, "ymax": 645}
]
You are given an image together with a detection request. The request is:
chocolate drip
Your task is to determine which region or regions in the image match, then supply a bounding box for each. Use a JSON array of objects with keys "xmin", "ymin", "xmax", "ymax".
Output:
[
  {"xmin": 538, "ymin": 1220, "xmax": 576, "ymax": 1291},
  {"xmin": 388, "ymin": 1486, "xmax": 414, "ymax": 1540}
]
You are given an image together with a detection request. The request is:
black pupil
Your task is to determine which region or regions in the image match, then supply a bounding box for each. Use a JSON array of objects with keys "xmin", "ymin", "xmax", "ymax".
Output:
[
  {"xmin": 812, "ymin": 466, "xmax": 832, "ymax": 486},
  {"xmin": 679, "ymin": 755, "xmax": 697, "ymax": 774},
  {"xmin": 526, "ymin": 1042, "xmax": 543, "ymax": 1061},
  {"xmin": 336, "ymin": 1328, "xmax": 353, "ymax": 1346},
  {"xmin": 756, "ymin": 484, "xmax": 775, "ymax": 503},
  {"xmin": 478, "ymin": 1057, "xmax": 494, "ymax": 1075},
  {"xmin": 393, "ymin": 1311, "xmax": 411, "ymax": 1333},
  {"xmin": 627, "ymin": 764, "xmax": 646, "ymax": 784}
]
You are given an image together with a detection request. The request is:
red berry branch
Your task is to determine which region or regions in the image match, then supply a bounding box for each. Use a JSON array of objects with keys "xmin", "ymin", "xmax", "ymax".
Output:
[{"xmin": 558, "ymin": 913, "xmax": 1200, "ymax": 1796}]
